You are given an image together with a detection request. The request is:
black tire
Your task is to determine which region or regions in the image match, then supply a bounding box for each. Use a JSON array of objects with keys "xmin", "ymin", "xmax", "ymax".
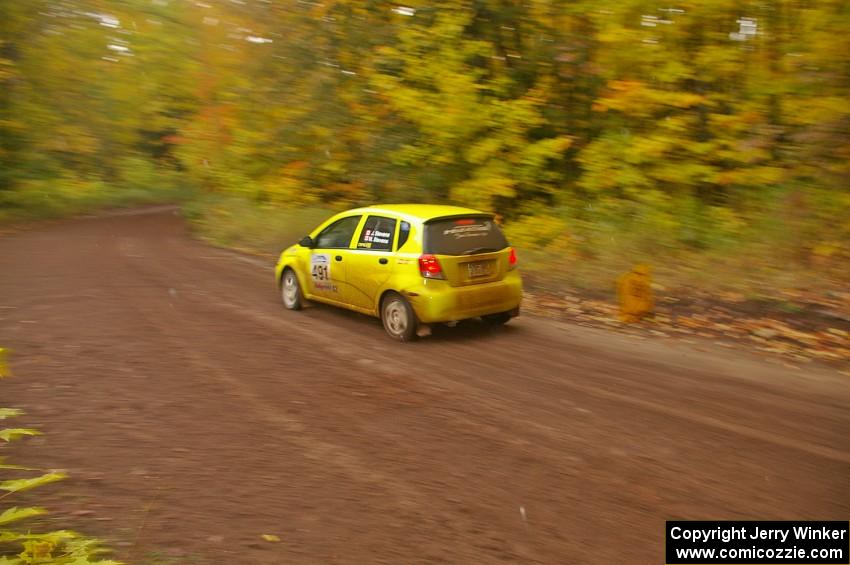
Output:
[
  {"xmin": 482, "ymin": 311, "xmax": 512, "ymax": 326},
  {"xmin": 381, "ymin": 292, "xmax": 418, "ymax": 342},
  {"xmin": 280, "ymin": 268, "xmax": 304, "ymax": 310}
]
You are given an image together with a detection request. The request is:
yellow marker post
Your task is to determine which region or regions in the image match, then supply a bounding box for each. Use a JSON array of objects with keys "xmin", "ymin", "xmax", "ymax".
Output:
[{"xmin": 617, "ymin": 264, "xmax": 654, "ymax": 323}]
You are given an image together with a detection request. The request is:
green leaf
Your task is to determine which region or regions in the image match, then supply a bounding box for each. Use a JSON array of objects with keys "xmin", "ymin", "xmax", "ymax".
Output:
[
  {"xmin": 0, "ymin": 408, "xmax": 23, "ymax": 420},
  {"xmin": 0, "ymin": 472, "xmax": 66, "ymax": 494},
  {"xmin": 0, "ymin": 506, "xmax": 47, "ymax": 526},
  {"xmin": 0, "ymin": 428, "xmax": 40, "ymax": 442}
]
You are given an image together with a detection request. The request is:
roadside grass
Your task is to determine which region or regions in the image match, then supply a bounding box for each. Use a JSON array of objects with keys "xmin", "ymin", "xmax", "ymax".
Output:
[
  {"xmin": 182, "ymin": 195, "xmax": 335, "ymax": 257},
  {"xmin": 0, "ymin": 171, "xmax": 194, "ymax": 226},
  {"xmin": 183, "ymin": 195, "xmax": 848, "ymax": 305},
  {"xmin": 501, "ymin": 189, "xmax": 849, "ymax": 301},
  {"xmin": 513, "ymin": 232, "xmax": 842, "ymax": 300}
]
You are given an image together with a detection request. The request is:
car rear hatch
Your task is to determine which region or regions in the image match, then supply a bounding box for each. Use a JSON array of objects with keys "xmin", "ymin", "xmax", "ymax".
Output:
[{"xmin": 423, "ymin": 215, "xmax": 513, "ymax": 287}]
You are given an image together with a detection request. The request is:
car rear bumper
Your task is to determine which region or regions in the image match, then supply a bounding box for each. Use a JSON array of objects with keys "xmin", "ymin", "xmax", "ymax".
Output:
[{"xmin": 404, "ymin": 271, "xmax": 522, "ymax": 324}]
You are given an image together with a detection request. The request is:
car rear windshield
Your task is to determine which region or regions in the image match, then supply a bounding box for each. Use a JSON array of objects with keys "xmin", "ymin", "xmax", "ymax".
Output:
[{"xmin": 424, "ymin": 216, "xmax": 509, "ymax": 256}]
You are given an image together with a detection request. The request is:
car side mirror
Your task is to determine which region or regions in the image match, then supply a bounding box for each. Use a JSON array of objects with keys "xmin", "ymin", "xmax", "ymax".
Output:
[{"xmin": 299, "ymin": 235, "xmax": 315, "ymax": 248}]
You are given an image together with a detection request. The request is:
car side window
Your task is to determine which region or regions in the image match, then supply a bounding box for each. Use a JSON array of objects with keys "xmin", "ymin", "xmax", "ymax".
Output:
[
  {"xmin": 315, "ymin": 216, "xmax": 362, "ymax": 249},
  {"xmin": 356, "ymin": 215, "xmax": 397, "ymax": 252},
  {"xmin": 396, "ymin": 221, "xmax": 411, "ymax": 251}
]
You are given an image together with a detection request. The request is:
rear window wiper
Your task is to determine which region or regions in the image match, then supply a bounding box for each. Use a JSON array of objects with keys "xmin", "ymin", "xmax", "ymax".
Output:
[{"xmin": 462, "ymin": 247, "xmax": 500, "ymax": 255}]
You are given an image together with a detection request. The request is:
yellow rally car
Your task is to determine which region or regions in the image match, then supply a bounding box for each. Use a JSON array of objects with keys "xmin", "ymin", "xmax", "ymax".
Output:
[{"xmin": 275, "ymin": 204, "xmax": 522, "ymax": 341}]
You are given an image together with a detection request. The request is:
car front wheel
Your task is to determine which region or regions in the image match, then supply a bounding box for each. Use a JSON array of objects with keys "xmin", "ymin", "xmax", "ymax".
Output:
[
  {"xmin": 281, "ymin": 268, "xmax": 304, "ymax": 310},
  {"xmin": 381, "ymin": 292, "xmax": 417, "ymax": 342}
]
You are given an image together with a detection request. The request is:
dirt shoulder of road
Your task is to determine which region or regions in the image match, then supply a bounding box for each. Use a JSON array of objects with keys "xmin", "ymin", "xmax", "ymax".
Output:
[{"xmin": 522, "ymin": 287, "xmax": 850, "ymax": 372}]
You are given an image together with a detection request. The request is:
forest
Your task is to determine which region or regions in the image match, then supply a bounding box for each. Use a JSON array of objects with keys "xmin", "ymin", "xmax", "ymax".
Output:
[{"xmin": 2, "ymin": 0, "xmax": 848, "ymax": 294}]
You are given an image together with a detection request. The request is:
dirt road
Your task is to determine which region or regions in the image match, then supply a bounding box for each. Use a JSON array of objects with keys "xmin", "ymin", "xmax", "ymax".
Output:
[{"xmin": 1, "ymin": 208, "xmax": 848, "ymax": 564}]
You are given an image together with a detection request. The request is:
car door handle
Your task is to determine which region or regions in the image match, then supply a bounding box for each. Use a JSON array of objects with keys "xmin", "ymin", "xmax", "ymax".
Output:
[
  {"xmin": 378, "ymin": 258, "xmax": 388, "ymax": 265},
  {"xmin": 335, "ymin": 255, "xmax": 343, "ymax": 262}
]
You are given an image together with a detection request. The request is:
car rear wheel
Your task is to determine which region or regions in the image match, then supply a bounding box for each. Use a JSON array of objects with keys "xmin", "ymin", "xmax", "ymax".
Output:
[
  {"xmin": 482, "ymin": 311, "xmax": 512, "ymax": 326},
  {"xmin": 381, "ymin": 292, "xmax": 417, "ymax": 342},
  {"xmin": 281, "ymin": 268, "xmax": 303, "ymax": 310}
]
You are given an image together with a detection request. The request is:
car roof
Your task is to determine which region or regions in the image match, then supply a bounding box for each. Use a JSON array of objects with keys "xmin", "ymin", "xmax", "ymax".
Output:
[{"xmin": 347, "ymin": 204, "xmax": 490, "ymax": 222}]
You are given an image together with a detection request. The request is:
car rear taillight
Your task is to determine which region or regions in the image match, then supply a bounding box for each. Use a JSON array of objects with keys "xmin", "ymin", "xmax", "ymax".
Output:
[
  {"xmin": 419, "ymin": 254, "xmax": 445, "ymax": 279},
  {"xmin": 508, "ymin": 247, "xmax": 517, "ymax": 270}
]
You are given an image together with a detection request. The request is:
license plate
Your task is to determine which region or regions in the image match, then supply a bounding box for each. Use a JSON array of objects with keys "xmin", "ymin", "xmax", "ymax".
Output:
[{"xmin": 467, "ymin": 261, "xmax": 493, "ymax": 278}]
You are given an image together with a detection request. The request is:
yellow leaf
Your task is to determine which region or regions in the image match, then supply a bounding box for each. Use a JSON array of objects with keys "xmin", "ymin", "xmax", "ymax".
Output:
[{"xmin": 20, "ymin": 539, "xmax": 55, "ymax": 561}]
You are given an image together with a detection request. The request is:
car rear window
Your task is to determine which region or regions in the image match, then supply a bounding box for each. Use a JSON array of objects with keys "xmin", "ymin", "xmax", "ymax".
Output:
[{"xmin": 424, "ymin": 216, "xmax": 509, "ymax": 256}]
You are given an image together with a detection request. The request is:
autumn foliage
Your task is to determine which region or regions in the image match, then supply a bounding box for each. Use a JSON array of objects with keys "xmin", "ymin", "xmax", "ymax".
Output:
[{"xmin": 1, "ymin": 0, "xmax": 848, "ymax": 293}]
